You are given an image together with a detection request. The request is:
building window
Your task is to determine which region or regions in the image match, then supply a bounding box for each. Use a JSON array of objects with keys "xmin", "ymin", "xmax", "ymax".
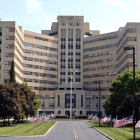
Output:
[
  {"xmin": 134, "ymin": 37, "xmax": 137, "ymax": 41},
  {"xmin": 135, "ymin": 62, "xmax": 137, "ymax": 67},
  {"xmin": 35, "ymin": 65, "xmax": 39, "ymax": 69},
  {"xmin": 6, "ymin": 36, "xmax": 9, "ymax": 40},
  {"xmin": 44, "ymin": 46, "xmax": 47, "ymax": 50},
  {"xmin": 81, "ymin": 95, "xmax": 83, "ymax": 107},
  {"xmin": 58, "ymin": 95, "xmax": 60, "ymax": 107},
  {"xmin": 34, "ymin": 87, "xmax": 38, "ymax": 90},
  {"xmin": 35, "ymin": 52, "xmax": 39, "ymax": 55},
  {"xmin": 133, "ymin": 29, "xmax": 137, "ymax": 33},
  {"xmin": 4, "ymin": 79, "xmax": 8, "ymax": 83},
  {"xmin": 5, "ymin": 61, "xmax": 8, "ymax": 66},
  {"xmin": 5, "ymin": 44, "xmax": 9, "ymax": 49},
  {"xmin": 103, "ymin": 45, "xmax": 106, "ymax": 49},
  {"xmin": 35, "ymin": 58, "xmax": 39, "ymax": 62},
  {"xmin": 35, "ymin": 45, "xmax": 39, "ymax": 48},
  {"xmin": 25, "ymin": 50, "xmax": 33, "ymax": 54},
  {"xmin": 25, "ymin": 43, "xmax": 33, "ymax": 48},
  {"xmin": 6, "ymin": 28, "xmax": 9, "ymax": 32},
  {"xmin": 4, "ymin": 70, "xmax": 8, "ymax": 75},
  {"xmin": 134, "ymin": 45, "xmax": 137, "ymax": 50},
  {"xmin": 5, "ymin": 53, "xmax": 8, "ymax": 57},
  {"xmin": 135, "ymin": 54, "xmax": 137, "ymax": 59},
  {"xmin": 44, "ymin": 60, "xmax": 47, "ymax": 63},
  {"xmin": 44, "ymin": 53, "xmax": 47, "ymax": 57}
]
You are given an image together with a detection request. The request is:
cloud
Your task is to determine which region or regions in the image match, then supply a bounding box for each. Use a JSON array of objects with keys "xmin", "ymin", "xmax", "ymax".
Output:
[
  {"xmin": 26, "ymin": 0, "xmax": 42, "ymax": 13},
  {"xmin": 102, "ymin": 0, "xmax": 129, "ymax": 10}
]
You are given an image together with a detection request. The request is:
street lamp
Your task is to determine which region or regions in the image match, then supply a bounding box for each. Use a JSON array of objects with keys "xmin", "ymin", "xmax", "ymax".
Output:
[
  {"xmin": 89, "ymin": 89, "xmax": 90, "ymax": 122},
  {"xmin": 99, "ymin": 80, "xmax": 101, "ymax": 127},
  {"xmin": 124, "ymin": 46, "xmax": 135, "ymax": 140},
  {"xmin": 42, "ymin": 95, "xmax": 45, "ymax": 117}
]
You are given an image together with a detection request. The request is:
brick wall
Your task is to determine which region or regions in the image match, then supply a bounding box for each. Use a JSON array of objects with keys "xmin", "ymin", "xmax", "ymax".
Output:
[
  {"xmin": 9, "ymin": 36, "xmax": 15, "ymax": 40},
  {"xmin": 9, "ymin": 27, "xmax": 15, "ymax": 32}
]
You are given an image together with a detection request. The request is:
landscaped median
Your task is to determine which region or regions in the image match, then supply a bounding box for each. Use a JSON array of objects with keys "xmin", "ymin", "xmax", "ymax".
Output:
[
  {"xmin": 86, "ymin": 121, "xmax": 140, "ymax": 140},
  {"xmin": 0, "ymin": 121, "xmax": 56, "ymax": 136}
]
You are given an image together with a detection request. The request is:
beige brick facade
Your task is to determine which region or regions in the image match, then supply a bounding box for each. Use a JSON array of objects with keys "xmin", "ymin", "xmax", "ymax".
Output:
[{"xmin": 0, "ymin": 17, "xmax": 139, "ymax": 116}]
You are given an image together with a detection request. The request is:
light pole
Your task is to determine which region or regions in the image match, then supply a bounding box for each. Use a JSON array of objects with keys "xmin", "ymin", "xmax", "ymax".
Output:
[
  {"xmin": 89, "ymin": 89, "xmax": 90, "ymax": 121},
  {"xmin": 42, "ymin": 95, "xmax": 45, "ymax": 117},
  {"xmin": 124, "ymin": 46, "xmax": 135, "ymax": 140},
  {"xmin": 99, "ymin": 80, "xmax": 101, "ymax": 127}
]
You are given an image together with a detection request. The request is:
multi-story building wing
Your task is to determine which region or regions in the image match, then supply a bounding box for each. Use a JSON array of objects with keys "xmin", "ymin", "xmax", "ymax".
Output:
[{"xmin": 0, "ymin": 16, "xmax": 139, "ymax": 116}]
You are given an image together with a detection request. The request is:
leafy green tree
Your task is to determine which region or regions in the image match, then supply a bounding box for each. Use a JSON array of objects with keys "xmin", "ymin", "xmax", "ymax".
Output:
[
  {"xmin": 22, "ymin": 81, "xmax": 41, "ymax": 114},
  {"xmin": 9, "ymin": 60, "xmax": 16, "ymax": 83},
  {"xmin": 0, "ymin": 82, "xmax": 37, "ymax": 125},
  {"xmin": 104, "ymin": 69, "xmax": 140, "ymax": 119}
]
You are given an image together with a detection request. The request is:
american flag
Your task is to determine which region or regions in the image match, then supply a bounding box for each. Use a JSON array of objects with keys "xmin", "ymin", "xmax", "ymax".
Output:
[
  {"xmin": 114, "ymin": 117, "xmax": 128, "ymax": 128},
  {"xmin": 114, "ymin": 120, "xmax": 119, "ymax": 128},
  {"xmin": 92, "ymin": 114, "xmax": 97, "ymax": 120},
  {"xmin": 30, "ymin": 116, "xmax": 36, "ymax": 122},
  {"xmin": 126, "ymin": 115, "xmax": 133, "ymax": 125},
  {"xmin": 41, "ymin": 117, "xmax": 45, "ymax": 122},
  {"xmin": 45, "ymin": 115, "xmax": 50, "ymax": 118},
  {"xmin": 95, "ymin": 117, "xmax": 99, "ymax": 122},
  {"xmin": 135, "ymin": 120, "xmax": 140, "ymax": 128},
  {"xmin": 100, "ymin": 115, "xmax": 111, "ymax": 124}
]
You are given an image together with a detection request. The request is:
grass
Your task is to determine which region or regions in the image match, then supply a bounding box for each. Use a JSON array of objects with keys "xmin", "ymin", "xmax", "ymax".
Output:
[
  {"xmin": 0, "ymin": 121, "xmax": 56, "ymax": 136},
  {"xmin": 87, "ymin": 121, "xmax": 140, "ymax": 140}
]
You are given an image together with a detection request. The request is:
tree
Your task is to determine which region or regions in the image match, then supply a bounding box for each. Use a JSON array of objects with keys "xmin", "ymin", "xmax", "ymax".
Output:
[
  {"xmin": 0, "ymin": 82, "xmax": 37, "ymax": 125},
  {"xmin": 104, "ymin": 69, "xmax": 140, "ymax": 119},
  {"xmin": 9, "ymin": 60, "xmax": 16, "ymax": 83},
  {"xmin": 22, "ymin": 82, "xmax": 41, "ymax": 114}
]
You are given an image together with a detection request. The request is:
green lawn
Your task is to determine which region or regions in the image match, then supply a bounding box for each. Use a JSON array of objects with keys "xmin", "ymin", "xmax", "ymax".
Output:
[
  {"xmin": 87, "ymin": 121, "xmax": 140, "ymax": 140},
  {"xmin": 0, "ymin": 121, "xmax": 56, "ymax": 136}
]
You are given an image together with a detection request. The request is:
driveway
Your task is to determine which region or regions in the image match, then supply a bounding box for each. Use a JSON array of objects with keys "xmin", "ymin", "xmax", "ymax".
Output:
[{"xmin": 0, "ymin": 121, "xmax": 109, "ymax": 140}]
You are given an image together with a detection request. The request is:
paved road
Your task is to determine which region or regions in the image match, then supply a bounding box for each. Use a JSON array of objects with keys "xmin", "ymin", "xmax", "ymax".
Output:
[{"xmin": 0, "ymin": 121, "xmax": 109, "ymax": 140}]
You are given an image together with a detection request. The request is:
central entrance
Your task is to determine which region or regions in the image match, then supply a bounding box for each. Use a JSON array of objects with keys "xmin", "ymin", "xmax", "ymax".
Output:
[{"xmin": 65, "ymin": 111, "xmax": 70, "ymax": 116}]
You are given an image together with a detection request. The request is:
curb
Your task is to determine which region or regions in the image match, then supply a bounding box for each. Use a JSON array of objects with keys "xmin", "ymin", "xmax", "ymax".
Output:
[
  {"xmin": 0, "ymin": 121, "xmax": 58, "ymax": 138},
  {"xmin": 85, "ymin": 121, "xmax": 115, "ymax": 140}
]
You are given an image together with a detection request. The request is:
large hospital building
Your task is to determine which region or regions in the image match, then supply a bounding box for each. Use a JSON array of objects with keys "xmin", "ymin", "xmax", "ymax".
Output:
[{"xmin": 0, "ymin": 16, "xmax": 139, "ymax": 115}]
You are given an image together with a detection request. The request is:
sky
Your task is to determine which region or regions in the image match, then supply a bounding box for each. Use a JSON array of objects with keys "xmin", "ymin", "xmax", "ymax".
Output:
[{"xmin": 0, "ymin": 0, "xmax": 140, "ymax": 34}]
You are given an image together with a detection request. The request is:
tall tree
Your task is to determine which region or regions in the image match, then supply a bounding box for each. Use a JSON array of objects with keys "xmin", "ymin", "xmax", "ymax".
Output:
[
  {"xmin": 104, "ymin": 69, "xmax": 140, "ymax": 119},
  {"xmin": 9, "ymin": 60, "xmax": 16, "ymax": 83},
  {"xmin": 0, "ymin": 82, "xmax": 36, "ymax": 125},
  {"xmin": 22, "ymin": 82, "xmax": 41, "ymax": 114}
]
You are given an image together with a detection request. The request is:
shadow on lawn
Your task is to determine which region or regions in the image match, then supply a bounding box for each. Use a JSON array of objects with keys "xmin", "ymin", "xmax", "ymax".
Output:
[{"xmin": 0, "ymin": 121, "xmax": 30, "ymax": 127}]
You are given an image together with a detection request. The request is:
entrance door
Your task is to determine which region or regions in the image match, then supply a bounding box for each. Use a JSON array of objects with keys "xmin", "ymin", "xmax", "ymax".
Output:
[{"xmin": 65, "ymin": 111, "xmax": 70, "ymax": 116}]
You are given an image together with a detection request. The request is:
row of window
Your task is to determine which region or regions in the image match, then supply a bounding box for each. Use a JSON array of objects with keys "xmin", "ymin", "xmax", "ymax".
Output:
[
  {"xmin": 84, "ymin": 64, "xmax": 117, "ymax": 72},
  {"xmin": 84, "ymin": 43, "xmax": 117, "ymax": 52},
  {"xmin": 24, "ymin": 79, "xmax": 57, "ymax": 85},
  {"xmin": 84, "ymin": 72, "xmax": 117, "ymax": 78},
  {"xmin": 34, "ymin": 87, "xmax": 57, "ymax": 91},
  {"xmin": 15, "ymin": 37, "xmax": 24, "ymax": 52},
  {"xmin": 24, "ymin": 71, "xmax": 56, "ymax": 78},
  {"xmin": 118, "ymin": 28, "xmax": 137, "ymax": 47},
  {"xmin": 15, "ymin": 47, "xmax": 24, "ymax": 59},
  {"xmin": 84, "ymin": 57, "xmax": 117, "ymax": 65},
  {"xmin": 84, "ymin": 51, "xmax": 117, "ymax": 59},
  {"xmin": 24, "ymin": 64, "xmax": 57, "ymax": 71},
  {"xmin": 15, "ymin": 29, "xmax": 24, "ymax": 46},
  {"xmin": 16, "ymin": 72, "xmax": 22, "ymax": 80},
  {"xmin": 24, "ymin": 57, "xmax": 57, "ymax": 65},
  {"xmin": 25, "ymin": 43, "xmax": 57, "ymax": 52},
  {"xmin": 25, "ymin": 50, "xmax": 57, "ymax": 58},
  {"xmin": 84, "ymin": 35, "xmax": 117, "ymax": 44},
  {"xmin": 15, "ymin": 55, "xmax": 23, "ymax": 66},
  {"xmin": 85, "ymin": 80, "xmax": 113, "ymax": 85}
]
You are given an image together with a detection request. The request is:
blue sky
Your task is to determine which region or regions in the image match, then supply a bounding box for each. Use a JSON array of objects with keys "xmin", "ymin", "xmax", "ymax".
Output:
[{"xmin": 0, "ymin": 0, "xmax": 140, "ymax": 34}]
